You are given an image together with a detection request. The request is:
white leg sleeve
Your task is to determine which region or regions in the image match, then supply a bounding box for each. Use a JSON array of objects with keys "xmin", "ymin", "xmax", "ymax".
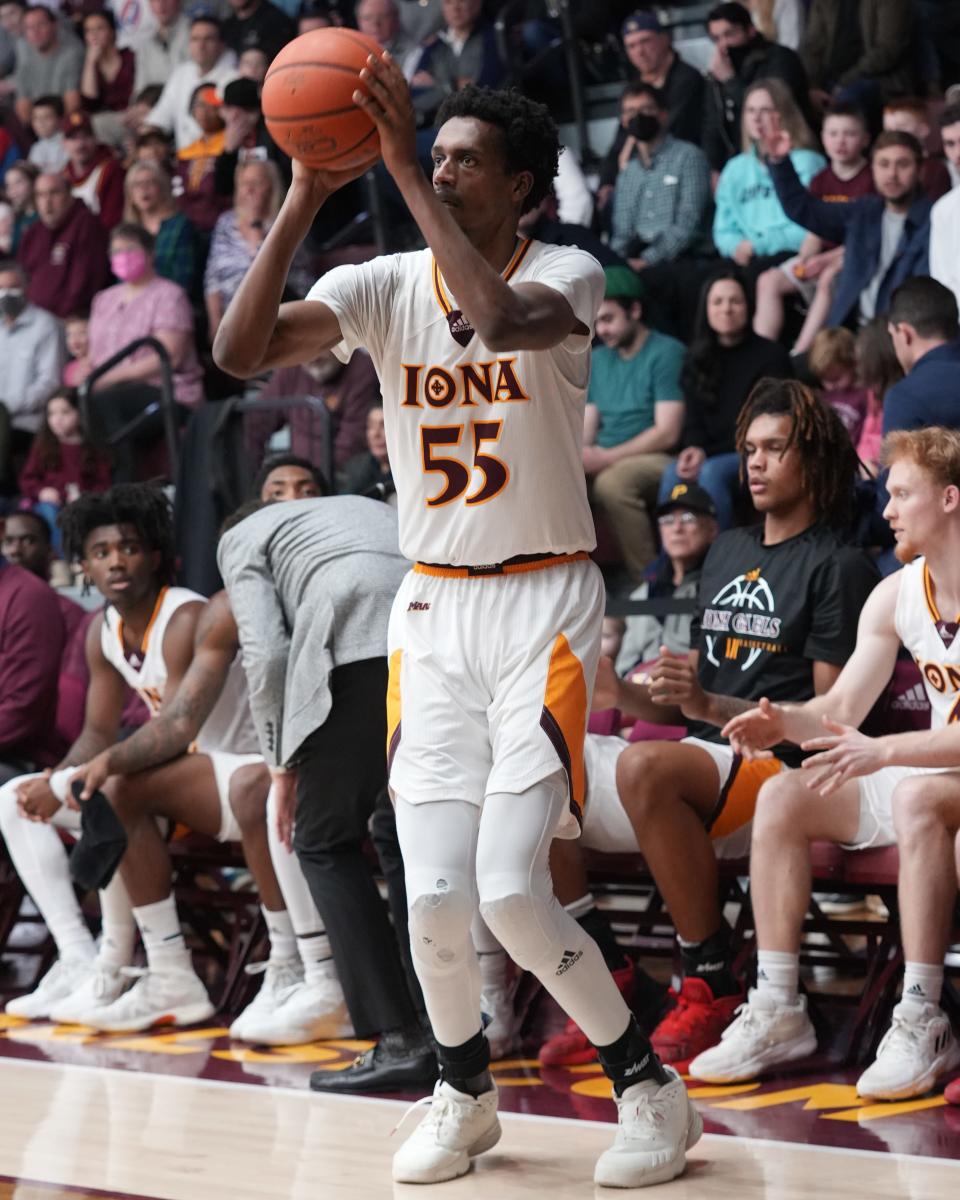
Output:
[{"xmin": 266, "ymin": 784, "xmax": 325, "ymax": 936}]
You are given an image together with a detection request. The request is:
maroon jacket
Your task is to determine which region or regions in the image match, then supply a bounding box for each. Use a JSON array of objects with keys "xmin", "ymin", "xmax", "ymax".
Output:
[
  {"xmin": 18, "ymin": 199, "xmax": 111, "ymax": 319},
  {"xmin": 64, "ymin": 145, "xmax": 127, "ymax": 231},
  {"xmin": 0, "ymin": 561, "xmax": 67, "ymax": 768},
  {"xmin": 18, "ymin": 439, "xmax": 112, "ymax": 502}
]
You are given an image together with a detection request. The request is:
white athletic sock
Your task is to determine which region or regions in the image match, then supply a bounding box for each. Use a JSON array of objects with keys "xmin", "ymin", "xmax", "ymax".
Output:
[
  {"xmin": 296, "ymin": 930, "xmax": 334, "ymax": 982},
  {"xmin": 133, "ymin": 895, "xmax": 191, "ymax": 973},
  {"xmin": 262, "ymin": 906, "xmax": 297, "ymax": 963},
  {"xmin": 97, "ymin": 873, "xmax": 137, "ymax": 970},
  {"xmin": 901, "ymin": 962, "xmax": 944, "ymax": 1015},
  {"xmin": 756, "ymin": 950, "xmax": 800, "ymax": 1007},
  {"xmin": 0, "ymin": 781, "xmax": 95, "ymax": 961}
]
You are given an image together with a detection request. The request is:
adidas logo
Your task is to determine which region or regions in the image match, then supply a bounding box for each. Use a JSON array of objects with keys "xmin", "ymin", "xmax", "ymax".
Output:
[
  {"xmin": 905, "ymin": 983, "xmax": 926, "ymax": 996},
  {"xmin": 556, "ymin": 948, "xmax": 583, "ymax": 976},
  {"xmin": 757, "ymin": 967, "xmax": 768, "ymax": 980},
  {"xmin": 935, "ymin": 1030, "xmax": 951, "ymax": 1054},
  {"xmin": 891, "ymin": 684, "xmax": 929, "ymax": 712}
]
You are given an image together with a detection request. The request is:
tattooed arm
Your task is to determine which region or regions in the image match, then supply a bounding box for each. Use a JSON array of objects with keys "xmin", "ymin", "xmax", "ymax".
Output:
[{"xmin": 72, "ymin": 594, "xmax": 238, "ymax": 799}]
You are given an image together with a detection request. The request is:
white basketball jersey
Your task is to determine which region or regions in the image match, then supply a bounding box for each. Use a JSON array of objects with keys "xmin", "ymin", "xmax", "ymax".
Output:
[
  {"xmin": 895, "ymin": 557, "xmax": 960, "ymax": 727},
  {"xmin": 307, "ymin": 238, "xmax": 604, "ymax": 566},
  {"xmin": 196, "ymin": 653, "xmax": 259, "ymax": 756},
  {"xmin": 101, "ymin": 586, "xmax": 204, "ymax": 716}
]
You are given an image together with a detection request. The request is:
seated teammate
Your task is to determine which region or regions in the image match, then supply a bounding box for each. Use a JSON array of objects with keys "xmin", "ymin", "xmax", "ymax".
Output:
[
  {"xmin": 702, "ymin": 427, "xmax": 960, "ymax": 1100},
  {"xmin": 580, "ymin": 379, "xmax": 877, "ymax": 1071},
  {"xmin": 66, "ymin": 588, "xmax": 350, "ymax": 1042}
]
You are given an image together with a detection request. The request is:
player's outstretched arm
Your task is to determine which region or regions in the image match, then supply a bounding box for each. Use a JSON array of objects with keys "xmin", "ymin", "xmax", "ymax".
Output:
[
  {"xmin": 723, "ymin": 572, "xmax": 901, "ymax": 755},
  {"xmin": 355, "ymin": 52, "xmax": 587, "ymax": 352},
  {"xmin": 213, "ymin": 157, "xmax": 373, "ymax": 378}
]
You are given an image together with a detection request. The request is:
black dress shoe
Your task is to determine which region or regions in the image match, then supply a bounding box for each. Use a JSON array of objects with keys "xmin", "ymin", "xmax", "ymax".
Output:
[{"xmin": 310, "ymin": 1032, "xmax": 438, "ymax": 1095}]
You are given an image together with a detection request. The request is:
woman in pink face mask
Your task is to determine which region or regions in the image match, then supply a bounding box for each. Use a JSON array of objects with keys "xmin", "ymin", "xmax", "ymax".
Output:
[{"xmin": 84, "ymin": 222, "xmax": 204, "ymax": 480}]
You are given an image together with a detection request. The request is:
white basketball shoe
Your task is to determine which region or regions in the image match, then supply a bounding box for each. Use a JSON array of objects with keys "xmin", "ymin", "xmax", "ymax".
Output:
[
  {"xmin": 6, "ymin": 958, "xmax": 95, "ymax": 1020},
  {"xmin": 594, "ymin": 1066, "xmax": 702, "ymax": 1188},
  {"xmin": 233, "ymin": 960, "xmax": 354, "ymax": 1045},
  {"xmin": 81, "ymin": 966, "xmax": 216, "ymax": 1033},
  {"xmin": 392, "ymin": 1081, "xmax": 501, "ymax": 1184},
  {"xmin": 857, "ymin": 1001, "xmax": 960, "ymax": 1100},
  {"xmin": 688, "ymin": 988, "xmax": 817, "ymax": 1083},
  {"xmin": 48, "ymin": 962, "xmax": 129, "ymax": 1025}
]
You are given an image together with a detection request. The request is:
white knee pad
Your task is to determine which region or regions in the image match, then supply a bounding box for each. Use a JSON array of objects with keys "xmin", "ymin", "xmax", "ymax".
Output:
[
  {"xmin": 408, "ymin": 879, "xmax": 475, "ymax": 972},
  {"xmin": 478, "ymin": 889, "xmax": 561, "ymax": 974}
]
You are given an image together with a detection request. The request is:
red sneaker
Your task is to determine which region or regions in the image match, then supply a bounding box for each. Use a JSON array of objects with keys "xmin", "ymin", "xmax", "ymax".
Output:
[
  {"xmin": 946, "ymin": 1075, "xmax": 960, "ymax": 1106},
  {"xmin": 650, "ymin": 977, "xmax": 744, "ymax": 1073},
  {"xmin": 538, "ymin": 962, "xmax": 635, "ymax": 1066}
]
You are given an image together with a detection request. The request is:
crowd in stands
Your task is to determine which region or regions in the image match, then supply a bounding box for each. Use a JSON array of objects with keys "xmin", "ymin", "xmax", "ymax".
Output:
[{"xmin": 2, "ymin": 0, "xmax": 960, "ymax": 1113}]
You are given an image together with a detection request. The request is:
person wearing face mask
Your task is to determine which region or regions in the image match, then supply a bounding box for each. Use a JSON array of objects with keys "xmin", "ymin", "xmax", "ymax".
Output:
[
  {"xmin": 83, "ymin": 222, "xmax": 203, "ymax": 481},
  {"xmin": 608, "ymin": 83, "xmax": 713, "ymax": 342},
  {"xmin": 0, "ymin": 257, "xmax": 65, "ymax": 489}
]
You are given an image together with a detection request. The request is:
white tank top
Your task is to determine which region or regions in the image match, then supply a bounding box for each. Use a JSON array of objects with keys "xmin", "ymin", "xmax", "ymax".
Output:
[
  {"xmin": 894, "ymin": 557, "xmax": 960, "ymax": 728},
  {"xmin": 101, "ymin": 586, "xmax": 204, "ymax": 716}
]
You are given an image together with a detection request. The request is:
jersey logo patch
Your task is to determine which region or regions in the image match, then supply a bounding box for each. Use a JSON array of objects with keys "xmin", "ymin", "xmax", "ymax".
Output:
[{"xmin": 446, "ymin": 308, "xmax": 474, "ymax": 347}]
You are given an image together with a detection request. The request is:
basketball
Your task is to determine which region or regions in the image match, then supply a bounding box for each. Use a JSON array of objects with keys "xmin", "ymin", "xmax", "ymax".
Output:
[{"xmin": 262, "ymin": 28, "xmax": 382, "ymax": 171}]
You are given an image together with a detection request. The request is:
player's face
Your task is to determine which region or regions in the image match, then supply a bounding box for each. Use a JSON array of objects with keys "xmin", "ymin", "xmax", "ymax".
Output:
[
  {"xmin": 595, "ymin": 299, "xmax": 640, "ymax": 349},
  {"xmin": 81, "ymin": 523, "xmax": 159, "ymax": 607},
  {"xmin": 742, "ymin": 413, "xmax": 805, "ymax": 514},
  {"xmin": 1, "ymin": 515, "xmax": 50, "ymax": 576},
  {"xmin": 822, "ymin": 116, "xmax": 868, "ymax": 165},
  {"xmin": 260, "ymin": 466, "xmax": 320, "ymax": 502},
  {"xmin": 431, "ymin": 118, "xmax": 531, "ymax": 230},
  {"xmin": 883, "ymin": 459, "xmax": 956, "ymax": 563},
  {"xmin": 658, "ymin": 509, "xmax": 716, "ymax": 562},
  {"xmin": 872, "ymin": 147, "xmax": 920, "ymax": 205}
]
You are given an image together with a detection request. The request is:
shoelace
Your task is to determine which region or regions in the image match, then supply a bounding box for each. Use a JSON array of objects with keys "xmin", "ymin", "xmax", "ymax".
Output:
[
  {"xmin": 390, "ymin": 1093, "xmax": 436, "ymax": 1138},
  {"xmin": 877, "ymin": 1014, "xmax": 925, "ymax": 1056},
  {"xmin": 620, "ymin": 1090, "xmax": 666, "ymax": 1132},
  {"xmin": 119, "ymin": 966, "xmax": 150, "ymax": 980},
  {"xmin": 244, "ymin": 959, "xmax": 302, "ymax": 989}
]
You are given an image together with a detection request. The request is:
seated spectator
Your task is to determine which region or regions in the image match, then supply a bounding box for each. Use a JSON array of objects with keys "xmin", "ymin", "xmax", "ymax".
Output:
[
  {"xmin": 410, "ymin": 0, "xmax": 504, "ymax": 128},
  {"xmin": 762, "ymin": 127, "xmax": 931, "ymax": 333},
  {"xmin": 27, "ymin": 94, "xmax": 68, "ymax": 172},
  {"xmin": 609, "ymin": 82, "xmax": 713, "ymax": 340},
  {"xmin": 747, "ymin": 0, "xmax": 804, "ymax": 51},
  {"xmin": 144, "ymin": 15, "xmax": 238, "ymax": 151},
  {"xmin": 18, "ymin": 386, "xmax": 112, "ymax": 544},
  {"xmin": 702, "ymin": 1, "xmax": 812, "ymax": 174},
  {"xmin": 340, "ymin": 404, "xmax": 394, "ymax": 498},
  {"xmin": 882, "ymin": 98, "xmax": 951, "ymax": 203},
  {"xmin": 17, "ymin": 172, "xmax": 110, "ymax": 317},
  {"xmin": 205, "ymin": 158, "xmax": 306, "ymax": 340},
  {"xmin": 517, "ymin": 188, "xmax": 624, "ymax": 267},
  {"xmin": 14, "ymin": 5, "xmax": 84, "ymax": 126},
  {"xmin": 357, "ymin": 0, "xmax": 420, "ymax": 81},
  {"xmin": 753, "ymin": 102, "xmax": 872, "ymax": 352},
  {"xmin": 85, "ymin": 221, "xmax": 204, "ymax": 480},
  {"xmin": 0, "ymin": 257, "xmax": 65, "ymax": 481},
  {"xmin": 585, "ymin": 266, "xmax": 686, "ymax": 581},
  {"xmin": 176, "ymin": 83, "xmax": 231, "ymax": 232},
  {"xmin": 124, "ymin": 160, "xmax": 198, "ymax": 293},
  {"xmin": 596, "ymin": 82, "xmax": 659, "ymax": 218},
  {"xmin": 659, "ymin": 267, "xmax": 793, "ymax": 527},
  {"xmin": 247, "ymin": 348, "xmax": 380, "ymax": 478},
  {"xmin": 222, "ymin": 0, "xmax": 295, "ymax": 63},
  {"xmin": 883, "ymin": 277, "xmax": 960, "ymax": 435},
  {"xmin": 930, "ymin": 104, "xmax": 960, "ymax": 307},
  {"xmin": 806, "ymin": 326, "xmax": 867, "ymax": 443},
  {"xmin": 0, "ymin": 0, "xmax": 21, "ymax": 89},
  {"xmin": 713, "ymin": 79, "xmax": 824, "ymax": 285},
  {"xmin": 0, "ymin": 549, "xmax": 67, "ymax": 785},
  {"xmin": 131, "ymin": 125, "xmax": 175, "ymax": 173},
  {"xmin": 237, "ymin": 44, "xmax": 269, "ymax": 84},
  {"xmin": 800, "ymin": 0, "xmax": 916, "ymax": 122},
  {"xmin": 854, "ymin": 316, "xmax": 901, "ymax": 474},
  {"xmin": 213, "ymin": 76, "xmax": 292, "ymax": 197},
  {"xmin": 255, "ymin": 451, "xmax": 328, "ymax": 500},
  {"xmin": 62, "ymin": 311, "xmax": 90, "ymax": 385},
  {"xmin": 132, "ymin": 0, "xmax": 191, "ymax": 95},
  {"xmin": 395, "ymin": 0, "xmax": 441, "ymax": 44},
  {"xmin": 80, "ymin": 9, "xmax": 135, "ymax": 115},
  {"xmin": 3, "ymin": 161, "xmax": 38, "ymax": 252},
  {"xmin": 62, "ymin": 110, "xmax": 124, "ymax": 230},
  {"xmin": 620, "ymin": 9, "xmax": 704, "ymax": 148}
]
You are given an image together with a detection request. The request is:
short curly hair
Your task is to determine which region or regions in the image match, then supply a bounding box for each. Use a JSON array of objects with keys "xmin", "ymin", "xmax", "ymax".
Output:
[
  {"xmin": 60, "ymin": 484, "xmax": 176, "ymax": 583},
  {"xmin": 436, "ymin": 85, "xmax": 561, "ymax": 214}
]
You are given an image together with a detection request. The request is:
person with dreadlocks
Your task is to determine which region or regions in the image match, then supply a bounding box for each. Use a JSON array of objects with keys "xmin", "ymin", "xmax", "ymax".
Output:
[
  {"xmin": 212, "ymin": 55, "xmax": 701, "ymax": 1188},
  {"xmin": 0, "ymin": 483, "xmax": 246, "ymax": 1030},
  {"xmin": 709, "ymin": 426, "xmax": 960, "ymax": 1099},
  {"xmin": 575, "ymin": 378, "xmax": 878, "ymax": 1076}
]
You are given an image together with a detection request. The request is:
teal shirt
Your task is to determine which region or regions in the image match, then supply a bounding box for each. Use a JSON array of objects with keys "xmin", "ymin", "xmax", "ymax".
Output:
[{"xmin": 589, "ymin": 329, "xmax": 686, "ymax": 449}]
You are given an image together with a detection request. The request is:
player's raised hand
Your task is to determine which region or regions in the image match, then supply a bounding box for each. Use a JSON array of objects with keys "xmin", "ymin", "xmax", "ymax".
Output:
[
  {"xmin": 800, "ymin": 717, "xmax": 884, "ymax": 795},
  {"xmin": 757, "ymin": 108, "xmax": 791, "ymax": 161},
  {"xmin": 722, "ymin": 697, "xmax": 782, "ymax": 759},
  {"xmin": 288, "ymin": 148, "xmax": 380, "ymax": 211},
  {"xmin": 355, "ymin": 50, "xmax": 417, "ymax": 178}
]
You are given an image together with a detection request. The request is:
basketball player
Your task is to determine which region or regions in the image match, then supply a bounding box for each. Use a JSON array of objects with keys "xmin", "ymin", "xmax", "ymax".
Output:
[
  {"xmin": 64, "ymin": 588, "xmax": 349, "ymax": 1043},
  {"xmin": 213, "ymin": 62, "xmax": 697, "ymax": 1188},
  {"xmin": 704, "ymin": 427, "xmax": 960, "ymax": 1100}
]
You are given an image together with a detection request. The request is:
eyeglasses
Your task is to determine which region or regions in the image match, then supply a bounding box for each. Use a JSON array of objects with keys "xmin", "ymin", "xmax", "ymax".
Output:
[{"xmin": 657, "ymin": 511, "xmax": 701, "ymax": 527}]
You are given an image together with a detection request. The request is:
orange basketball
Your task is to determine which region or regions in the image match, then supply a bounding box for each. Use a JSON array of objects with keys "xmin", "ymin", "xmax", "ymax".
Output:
[{"xmin": 262, "ymin": 28, "xmax": 382, "ymax": 170}]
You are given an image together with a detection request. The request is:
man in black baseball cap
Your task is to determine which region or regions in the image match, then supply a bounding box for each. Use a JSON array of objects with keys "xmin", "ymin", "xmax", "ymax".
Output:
[{"xmin": 619, "ymin": 9, "xmax": 704, "ymax": 146}]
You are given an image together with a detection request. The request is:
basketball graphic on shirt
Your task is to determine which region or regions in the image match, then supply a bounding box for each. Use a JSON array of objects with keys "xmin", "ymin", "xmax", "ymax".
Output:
[{"xmin": 704, "ymin": 568, "xmax": 779, "ymax": 672}]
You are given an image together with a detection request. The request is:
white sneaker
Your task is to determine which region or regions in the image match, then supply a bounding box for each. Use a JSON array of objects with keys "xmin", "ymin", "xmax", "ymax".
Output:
[
  {"xmin": 229, "ymin": 958, "xmax": 303, "ymax": 1041},
  {"xmin": 82, "ymin": 967, "xmax": 216, "ymax": 1033},
  {"xmin": 48, "ymin": 962, "xmax": 129, "ymax": 1025},
  {"xmin": 594, "ymin": 1066, "xmax": 702, "ymax": 1188},
  {"xmin": 392, "ymin": 1081, "xmax": 500, "ymax": 1184},
  {"xmin": 233, "ymin": 964, "xmax": 355, "ymax": 1045},
  {"xmin": 856, "ymin": 1001, "xmax": 960, "ymax": 1100},
  {"xmin": 5, "ymin": 958, "xmax": 95, "ymax": 1020},
  {"xmin": 687, "ymin": 988, "xmax": 817, "ymax": 1083}
]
